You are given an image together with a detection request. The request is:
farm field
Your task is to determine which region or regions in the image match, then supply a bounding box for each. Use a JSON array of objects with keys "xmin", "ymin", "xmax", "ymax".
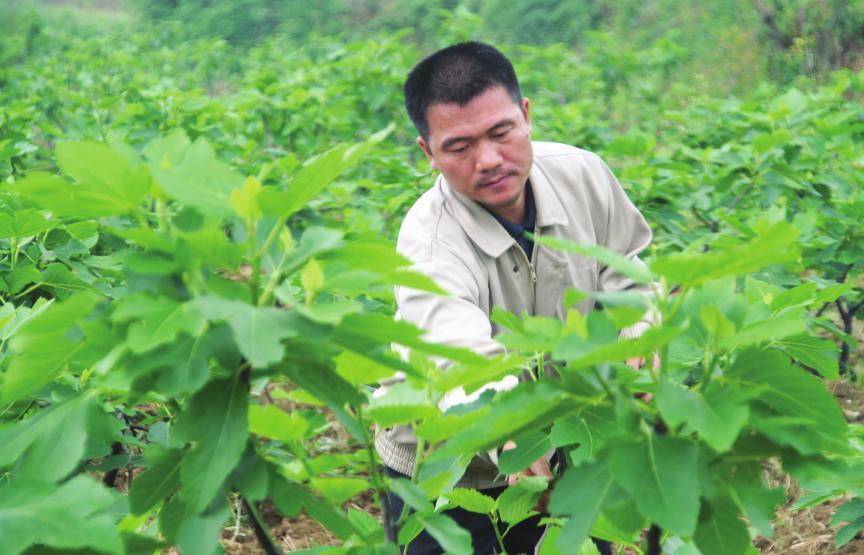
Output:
[{"xmin": 1, "ymin": 1, "xmax": 863, "ymax": 554}]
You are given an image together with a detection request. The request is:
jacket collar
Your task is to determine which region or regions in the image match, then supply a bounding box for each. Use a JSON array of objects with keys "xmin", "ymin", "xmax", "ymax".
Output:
[{"xmin": 439, "ymin": 158, "xmax": 569, "ymax": 258}]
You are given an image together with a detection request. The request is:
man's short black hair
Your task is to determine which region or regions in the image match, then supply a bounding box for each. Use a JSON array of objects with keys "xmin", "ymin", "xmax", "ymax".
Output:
[{"xmin": 404, "ymin": 41, "xmax": 523, "ymax": 141}]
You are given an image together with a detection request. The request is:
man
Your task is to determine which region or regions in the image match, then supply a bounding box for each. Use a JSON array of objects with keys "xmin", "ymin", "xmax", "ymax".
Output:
[{"xmin": 377, "ymin": 41, "xmax": 652, "ymax": 554}]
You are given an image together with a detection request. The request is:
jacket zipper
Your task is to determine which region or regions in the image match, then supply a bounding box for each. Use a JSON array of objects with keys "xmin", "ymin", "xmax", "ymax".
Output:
[{"xmin": 516, "ymin": 228, "xmax": 538, "ymax": 309}]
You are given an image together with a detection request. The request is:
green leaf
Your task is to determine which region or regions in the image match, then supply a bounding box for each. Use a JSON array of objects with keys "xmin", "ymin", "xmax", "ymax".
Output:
[
  {"xmin": 833, "ymin": 498, "xmax": 864, "ymax": 526},
  {"xmin": 529, "ymin": 234, "xmax": 652, "ymax": 284},
  {"xmin": 258, "ymin": 127, "xmax": 391, "ymax": 219},
  {"xmin": 113, "ymin": 294, "xmax": 206, "ymax": 354},
  {"xmin": 322, "ymin": 239, "xmax": 446, "ymax": 295},
  {"xmin": 366, "ymin": 380, "xmax": 439, "ymax": 427},
  {"xmin": 150, "ymin": 136, "xmax": 243, "ymax": 217},
  {"xmin": 301, "ymin": 257, "xmax": 325, "ymax": 302},
  {"xmin": 0, "ymin": 475, "xmax": 123, "ymax": 554},
  {"xmin": 728, "ymin": 349, "xmax": 847, "ymax": 450},
  {"xmin": 651, "ymin": 222, "xmax": 799, "ymax": 286},
  {"xmin": 248, "ymin": 404, "xmax": 308, "ymax": 443},
  {"xmin": 434, "ymin": 354, "xmax": 528, "ymax": 395},
  {"xmin": 548, "ymin": 460, "xmax": 613, "ymax": 553},
  {"xmin": 498, "ymin": 431, "xmax": 552, "ymax": 475},
  {"xmin": 717, "ymin": 308, "xmax": 807, "ymax": 350},
  {"xmin": 334, "ymin": 313, "xmax": 485, "ymax": 365},
  {"xmin": 444, "ymin": 488, "xmax": 496, "ymax": 514},
  {"xmin": 610, "ymin": 435, "xmax": 700, "ymax": 536},
  {"xmin": 333, "ymin": 350, "xmax": 401, "ymax": 385},
  {"xmin": 693, "ymin": 496, "xmax": 752, "ymax": 555},
  {"xmin": 417, "ymin": 513, "xmax": 472, "ymax": 555},
  {"xmin": 388, "ymin": 478, "xmax": 432, "ymax": 512},
  {"xmin": 775, "ymin": 334, "xmax": 839, "ymax": 379},
  {"xmin": 14, "ymin": 142, "xmax": 150, "ymax": 218},
  {"xmin": 837, "ymin": 518, "xmax": 864, "ymax": 548},
  {"xmin": 657, "ymin": 380, "xmax": 750, "ymax": 453},
  {"xmin": 309, "ymin": 477, "xmax": 369, "ymax": 505},
  {"xmin": 2, "ymin": 293, "xmax": 100, "ymax": 402},
  {"xmin": 439, "ymin": 382, "xmax": 571, "ymax": 457},
  {"xmin": 0, "ymin": 209, "xmax": 54, "ymax": 239},
  {"xmin": 231, "ymin": 176, "xmax": 263, "ymax": 221},
  {"xmin": 195, "ymin": 296, "xmax": 303, "ymax": 368},
  {"xmin": 0, "ymin": 393, "xmax": 96, "ymax": 484},
  {"xmin": 556, "ymin": 324, "xmax": 683, "ymax": 368},
  {"xmin": 174, "ymin": 376, "xmax": 249, "ymax": 513},
  {"xmin": 496, "ymin": 476, "xmax": 548, "ymax": 525},
  {"xmin": 729, "ymin": 462, "xmax": 784, "ymax": 538},
  {"xmin": 129, "ymin": 446, "xmax": 184, "ymax": 515},
  {"xmin": 550, "ymin": 405, "xmax": 618, "ymax": 463}
]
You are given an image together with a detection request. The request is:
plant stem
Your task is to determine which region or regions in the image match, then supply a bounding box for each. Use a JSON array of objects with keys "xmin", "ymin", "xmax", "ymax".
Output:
[
  {"xmin": 356, "ymin": 407, "xmax": 397, "ymax": 543},
  {"xmin": 257, "ymin": 247, "xmax": 291, "ymax": 307},
  {"xmin": 490, "ymin": 515, "xmax": 506, "ymax": 554},
  {"xmin": 242, "ymin": 497, "xmax": 283, "ymax": 555}
]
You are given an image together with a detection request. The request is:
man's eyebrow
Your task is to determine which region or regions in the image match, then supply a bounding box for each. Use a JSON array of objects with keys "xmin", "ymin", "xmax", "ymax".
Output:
[
  {"xmin": 440, "ymin": 118, "xmax": 517, "ymax": 150},
  {"xmin": 441, "ymin": 135, "xmax": 471, "ymax": 150}
]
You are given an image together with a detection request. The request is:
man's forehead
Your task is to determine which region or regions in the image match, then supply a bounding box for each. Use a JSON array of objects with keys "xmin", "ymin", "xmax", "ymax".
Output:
[{"xmin": 425, "ymin": 87, "xmax": 524, "ymax": 142}]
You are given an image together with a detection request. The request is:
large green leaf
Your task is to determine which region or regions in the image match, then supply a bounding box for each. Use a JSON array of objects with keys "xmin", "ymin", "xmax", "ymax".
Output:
[
  {"xmin": 610, "ymin": 435, "xmax": 700, "ymax": 536},
  {"xmin": 529, "ymin": 234, "xmax": 653, "ymax": 284},
  {"xmin": 775, "ymin": 334, "xmax": 840, "ymax": 379},
  {"xmin": 13, "ymin": 141, "xmax": 150, "ymax": 218},
  {"xmin": 497, "ymin": 431, "xmax": 552, "ymax": 475},
  {"xmin": 444, "ymin": 488, "xmax": 496, "ymax": 514},
  {"xmin": 174, "ymin": 376, "xmax": 249, "ymax": 513},
  {"xmin": 415, "ymin": 513, "xmax": 473, "ymax": 555},
  {"xmin": 0, "ymin": 475, "xmax": 123, "ymax": 554},
  {"xmin": 496, "ymin": 475, "xmax": 548, "ymax": 525},
  {"xmin": 321, "ymin": 239, "xmax": 446, "ymax": 295},
  {"xmin": 248, "ymin": 403, "xmax": 309, "ymax": 443},
  {"xmin": 0, "ymin": 393, "xmax": 97, "ymax": 483},
  {"xmin": 657, "ymin": 380, "xmax": 750, "ymax": 453},
  {"xmin": 366, "ymin": 380, "xmax": 439, "ymax": 427},
  {"xmin": 112, "ymin": 293, "xmax": 206, "ymax": 354},
  {"xmin": 1, "ymin": 293, "xmax": 100, "ymax": 402},
  {"xmin": 434, "ymin": 354, "xmax": 529, "ymax": 396},
  {"xmin": 651, "ymin": 222, "xmax": 799, "ymax": 286},
  {"xmin": 438, "ymin": 382, "xmax": 571, "ymax": 457},
  {"xmin": 333, "ymin": 313, "xmax": 486, "ymax": 365},
  {"xmin": 548, "ymin": 460, "xmax": 613, "ymax": 553},
  {"xmin": 258, "ymin": 126, "xmax": 391, "ymax": 219},
  {"xmin": 195, "ymin": 296, "xmax": 303, "ymax": 368},
  {"xmin": 129, "ymin": 446, "xmax": 184, "ymax": 515},
  {"xmin": 693, "ymin": 496, "xmax": 752, "ymax": 555},
  {"xmin": 0, "ymin": 209, "xmax": 55, "ymax": 239},
  {"xmin": 149, "ymin": 135, "xmax": 243, "ymax": 217},
  {"xmin": 728, "ymin": 349, "xmax": 847, "ymax": 450}
]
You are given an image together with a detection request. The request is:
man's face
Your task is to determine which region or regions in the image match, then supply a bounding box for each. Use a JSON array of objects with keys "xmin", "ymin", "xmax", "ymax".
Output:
[{"xmin": 417, "ymin": 85, "xmax": 533, "ymax": 222}]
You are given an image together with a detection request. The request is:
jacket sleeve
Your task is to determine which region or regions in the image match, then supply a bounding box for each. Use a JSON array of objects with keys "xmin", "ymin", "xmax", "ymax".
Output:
[
  {"xmin": 395, "ymin": 252, "xmax": 519, "ymax": 412},
  {"xmin": 591, "ymin": 156, "xmax": 656, "ymax": 338}
]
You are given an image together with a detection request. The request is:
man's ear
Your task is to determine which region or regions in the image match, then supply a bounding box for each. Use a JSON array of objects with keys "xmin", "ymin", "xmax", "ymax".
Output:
[
  {"xmin": 521, "ymin": 97, "xmax": 532, "ymax": 133},
  {"xmin": 416, "ymin": 136, "xmax": 438, "ymax": 170}
]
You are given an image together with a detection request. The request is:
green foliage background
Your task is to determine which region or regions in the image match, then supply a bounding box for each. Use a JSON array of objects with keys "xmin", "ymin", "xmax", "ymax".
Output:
[{"xmin": 0, "ymin": 1, "xmax": 863, "ymax": 554}]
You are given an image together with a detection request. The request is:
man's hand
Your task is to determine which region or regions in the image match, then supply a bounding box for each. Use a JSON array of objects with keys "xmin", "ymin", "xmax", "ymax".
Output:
[
  {"xmin": 501, "ymin": 440, "xmax": 554, "ymax": 513},
  {"xmin": 626, "ymin": 352, "xmax": 660, "ymax": 402}
]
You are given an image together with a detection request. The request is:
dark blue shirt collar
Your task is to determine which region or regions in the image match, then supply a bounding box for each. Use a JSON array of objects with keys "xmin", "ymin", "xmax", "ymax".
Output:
[{"xmin": 489, "ymin": 181, "xmax": 536, "ymax": 259}]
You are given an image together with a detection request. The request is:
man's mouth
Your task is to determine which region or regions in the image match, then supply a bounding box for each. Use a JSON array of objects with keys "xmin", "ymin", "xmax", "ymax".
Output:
[{"xmin": 479, "ymin": 173, "xmax": 514, "ymax": 188}]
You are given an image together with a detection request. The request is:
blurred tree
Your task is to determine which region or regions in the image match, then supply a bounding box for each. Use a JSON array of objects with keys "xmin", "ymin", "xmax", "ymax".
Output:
[
  {"xmin": 754, "ymin": 0, "xmax": 864, "ymax": 78},
  {"xmin": 479, "ymin": 0, "xmax": 609, "ymax": 46}
]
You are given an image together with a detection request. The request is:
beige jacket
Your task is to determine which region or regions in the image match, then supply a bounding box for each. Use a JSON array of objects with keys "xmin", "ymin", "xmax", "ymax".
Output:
[{"xmin": 376, "ymin": 142, "xmax": 652, "ymax": 486}]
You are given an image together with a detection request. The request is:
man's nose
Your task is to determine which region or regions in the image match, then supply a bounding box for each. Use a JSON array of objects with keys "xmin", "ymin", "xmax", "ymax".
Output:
[{"xmin": 475, "ymin": 140, "xmax": 503, "ymax": 172}]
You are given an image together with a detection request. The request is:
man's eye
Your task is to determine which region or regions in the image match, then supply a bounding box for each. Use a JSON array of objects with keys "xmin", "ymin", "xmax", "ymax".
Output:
[
  {"xmin": 450, "ymin": 145, "xmax": 469, "ymax": 153},
  {"xmin": 491, "ymin": 128, "xmax": 512, "ymax": 139}
]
